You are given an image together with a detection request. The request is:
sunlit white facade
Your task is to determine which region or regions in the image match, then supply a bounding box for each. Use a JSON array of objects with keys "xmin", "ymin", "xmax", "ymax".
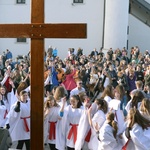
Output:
[{"xmin": 0, "ymin": 0, "xmax": 150, "ymax": 59}]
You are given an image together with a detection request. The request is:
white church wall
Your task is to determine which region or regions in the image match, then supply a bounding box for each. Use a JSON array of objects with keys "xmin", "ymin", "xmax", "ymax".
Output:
[
  {"xmin": 128, "ymin": 14, "xmax": 150, "ymax": 53},
  {"xmin": 0, "ymin": 0, "xmax": 150, "ymax": 59},
  {"xmin": 44, "ymin": 0, "xmax": 104, "ymax": 59},
  {"xmin": 0, "ymin": 0, "xmax": 104, "ymax": 59},
  {"xmin": 0, "ymin": 0, "xmax": 30, "ymax": 59}
]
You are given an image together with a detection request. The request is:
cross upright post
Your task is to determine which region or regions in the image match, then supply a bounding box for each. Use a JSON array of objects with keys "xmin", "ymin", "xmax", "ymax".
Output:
[{"xmin": 0, "ymin": 0, "xmax": 86, "ymax": 149}]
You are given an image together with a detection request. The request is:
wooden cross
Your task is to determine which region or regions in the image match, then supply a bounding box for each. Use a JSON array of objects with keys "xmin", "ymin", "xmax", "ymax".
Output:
[{"xmin": 0, "ymin": 0, "xmax": 86, "ymax": 149}]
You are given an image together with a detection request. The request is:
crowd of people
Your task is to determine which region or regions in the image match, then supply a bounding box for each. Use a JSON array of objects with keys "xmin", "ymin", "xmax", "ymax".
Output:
[{"xmin": 0, "ymin": 46, "xmax": 150, "ymax": 150}]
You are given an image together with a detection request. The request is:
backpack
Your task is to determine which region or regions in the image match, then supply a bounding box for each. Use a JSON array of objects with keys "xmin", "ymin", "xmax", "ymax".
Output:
[{"xmin": 0, "ymin": 128, "xmax": 12, "ymax": 150}]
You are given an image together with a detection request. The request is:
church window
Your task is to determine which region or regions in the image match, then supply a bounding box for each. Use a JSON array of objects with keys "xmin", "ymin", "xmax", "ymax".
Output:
[
  {"xmin": 17, "ymin": 38, "xmax": 27, "ymax": 43},
  {"xmin": 16, "ymin": 0, "xmax": 26, "ymax": 4},
  {"xmin": 73, "ymin": 0, "xmax": 83, "ymax": 3}
]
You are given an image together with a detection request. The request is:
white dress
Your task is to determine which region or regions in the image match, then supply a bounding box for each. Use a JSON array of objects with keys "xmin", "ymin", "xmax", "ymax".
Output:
[
  {"xmin": 98, "ymin": 122, "xmax": 121, "ymax": 150},
  {"xmin": 75, "ymin": 102, "xmax": 98, "ymax": 150},
  {"xmin": 0, "ymin": 101, "xmax": 7, "ymax": 127},
  {"xmin": 122, "ymin": 123, "xmax": 150, "ymax": 150},
  {"xmin": 75, "ymin": 108, "xmax": 90, "ymax": 150},
  {"xmin": 55, "ymin": 98, "xmax": 68, "ymax": 150},
  {"xmin": 64, "ymin": 105, "xmax": 83, "ymax": 148},
  {"xmin": 8, "ymin": 100, "xmax": 30, "ymax": 142},
  {"xmin": 88, "ymin": 110, "xmax": 106, "ymax": 150},
  {"xmin": 44, "ymin": 106, "xmax": 60, "ymax": 144},
  {"xmin": 2, "ymin": 88, "xmax": 17, "ymax": 115},
  {"xmin": 130, "ymin": 123, "xmax": 150, "ymax": 150},
  {"xmin": 125, "ymin": 100, "xmax": 141, "ymax": 113},
  {"xmin": 104, "ymin": 95, "xmax": 112, "ymax": 106},
  {"xmin": 109, "ymin": 99, "xmax": 125, "ymax": 134}
]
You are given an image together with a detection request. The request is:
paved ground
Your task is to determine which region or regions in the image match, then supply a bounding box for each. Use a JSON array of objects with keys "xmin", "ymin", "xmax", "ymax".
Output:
[{"xmin": 9, "ymin": 141, "xmax": 50, "ymax": 150}]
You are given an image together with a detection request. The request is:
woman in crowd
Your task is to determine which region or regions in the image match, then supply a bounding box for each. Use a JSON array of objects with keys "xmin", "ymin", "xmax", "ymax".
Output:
[
  {"xmin": 98, "ymin": 112, "xmax": 121, "ymax": 150},
  {"xmin": 8, "ymin": 90, "xmax": 30, "ymax": 150},
  {"xmin": 44, "ymin": 95, "xmax": 61, "ymax": 150},
  {"xmin": 62, "ymin": 67, "xmax": 76, "ymax": 98},
  {"xmin": 0, "ymin": 93, "xmax": 7, "ymax": 128},
  {"xmin": 123, "ymin": 108, "xmax": 150, "ymax": 150},
  {"xmin": 100, "ymin": 85, "xmax": 114, "ymax": 106},
  {"xmin": 62, "ymin": 95, "xmax": 83, "ymax": 150},
  {"xmin": 125, "ymin": 90, "xmax": 145, "ymax": 113},
  {"xmin": 109, "ymin": 85, "xmax": 125, "ymax": 135},
  {"xmin": 102, "ymin": 69, "xmax": 112, "ymax": 88},
  {"xmin": 53, "ymin": 86, "xmax": 68, "ymax": 150},
  {"xmin": 87, "ymin": 98, "xmax": 108, "ymax": 150},
  {"xmin": 139, "ymin": 98, "xmax": 150, "ymax": 120}
]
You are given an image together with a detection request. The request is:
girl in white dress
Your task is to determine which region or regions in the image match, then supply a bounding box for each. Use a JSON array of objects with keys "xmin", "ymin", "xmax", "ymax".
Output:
[
  {"xmin": 87, "ymin": 99, "xmax": 108, "ymax": 150},
  {"xmin": 63, "ymin": 95, "xmax": 83, "ymax": 150},
  {"xmin": 0, "ymin": 93, "xmax": 8, "ymax": 128},
  {"xmin": 75, "ymin": 97, "xmax": 97, "ymax": 150},
  {"xmin": 98, "ymin": 112, "xmax": 120, "ymax": 150},
  {"xmin": 8, "ymin": 90, "xmax": 30, "ymax": 150},
  {"xmin": 54, "ymin": 86, "xmax": 68, "ymax": 150},
  {"xmin": 100, "ymin": 85, "xmax": 114, "ymax": 105},
  {"xmin": 0, "ymin": 83, "xmax": 17, "ymax": 114},
  {"xmin": 125, "ymin": 90, "xmax": 145, "ymax": 113},
  {"xmin": 44, "ymin": 95, "xmax": 63, "ymax": 150},
  {"xmin": 122, "ymin": 108, "xmax": 150, "ymax": 150},
  {"xmin": 109, "ymin": 85, "xmax": 125, "ymax": 135}
]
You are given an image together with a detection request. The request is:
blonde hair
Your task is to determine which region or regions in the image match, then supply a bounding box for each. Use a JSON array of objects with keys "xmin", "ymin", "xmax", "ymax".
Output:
[
  {"xmin": 115, "ymin": 85, "xmax": 125, "ymax": 100},
  {"xmin": 135, "ymin": 80, "xmax": 143, "ymax": 88},
  {"xmin": 101, "ymin": 85, "xmax": 114, "ymax": 99},
  {"xmin": 95, "ymin": 99, "xmax": 108, "ymax": 114},
  {"xmin": 131, "ymin": 91, "xmax": 145, "ymax": 108},
  {"xmin": 140, "ymin": 98, "xmax": 150, "ymax": 116},
  {"xmin": 78, "ymin": 92, "xmax": 87, "ymax": 103},
  {"xmin": 53, "ymin": 86, "xmax": 65, "ymax": 101},
  {"xmin": 106, "ymin": 112, "xmax": 118, "ymax": 138},
  {"xmin": 44, "ymin": 95, "xmax": 59, "ymax": 109},
  {"xmin": 128, "ymin": 108, "xmax": 150, "ymax": 130}
]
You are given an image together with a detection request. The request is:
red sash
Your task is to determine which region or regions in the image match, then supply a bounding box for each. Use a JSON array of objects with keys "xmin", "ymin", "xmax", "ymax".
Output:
[
  {"xmin": 4, "ymin": 109, "xmax": 8, "ymax": 119},
  {"xmin": 21, "ymin": 116, "xmax": 30, "ymax": 132},
  {"xmin": 85, "ymin": 129, "xmax": 91, "ymax": 142},
  {"xmin": 67, "ymin": 123, "xmax": 78, "ymax": 144},
  {"xmin": 48, "ymin": 121, "xmax": 57, "ymax": 140},
  {"xmin": 122, "ymin": 139, "xmax": 130, "ymax": 150}
]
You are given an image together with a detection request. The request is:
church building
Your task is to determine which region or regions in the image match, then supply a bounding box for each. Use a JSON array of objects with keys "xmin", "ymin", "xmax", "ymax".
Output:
[{"xmin": 0, "ymin": 0, "xmax": 150, "ymax": 59}]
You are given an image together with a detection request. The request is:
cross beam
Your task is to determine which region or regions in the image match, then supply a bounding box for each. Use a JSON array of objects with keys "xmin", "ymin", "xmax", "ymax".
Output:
[
  {"xmin": 0, "ymin": 24, "xmax": 87, "ymax": 38},
  {"xmin": 0, "ymin": 0, "xmax": 87, "ymax": 149}
]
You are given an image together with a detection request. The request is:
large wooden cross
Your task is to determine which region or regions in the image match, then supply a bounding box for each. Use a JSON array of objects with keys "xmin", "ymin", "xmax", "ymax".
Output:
[{"xmin": 0, "ymin": 0, "xmax": 86, "ymax": 149}]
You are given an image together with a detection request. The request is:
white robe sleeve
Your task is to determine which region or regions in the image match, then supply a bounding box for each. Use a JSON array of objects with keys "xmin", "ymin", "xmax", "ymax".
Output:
[
  {"xmin": 56, "ymin": 105, "xmax": 69, "ymax": 150},
  {"xmin": 130, "ymin": 124, "xmax": 150, "ymax": 150},
  {"xmin": 0, "ymin": 105, "xmax": 7, "ymax": 127},
  {"xmin": 44, "ymin": 75, "xmax": 50, "ymax": 86},
  {"xmin": 24, "ymin": 85, "xmax": 30, "ymax": 93},
  {"xmin": 8, "ymin": 88, "xmax": 17, "ymax": 108},
  {"xmin": 92, "ymin": 110, "xmax": 105, "ymax": 129},
  {"xmin": 125, "ymin": 100, "xmax": 132, "ymax": 113},
  {"xmin": 99, "ymin": 123, "xmax": 118, "ymax": 150},
  {"xmin": 75, "ymin": 109, "xmax": 89, "ymax": 150},
  {"xmin": 0, "ymin": 74, "xmax": 9, "ymax": 86}
]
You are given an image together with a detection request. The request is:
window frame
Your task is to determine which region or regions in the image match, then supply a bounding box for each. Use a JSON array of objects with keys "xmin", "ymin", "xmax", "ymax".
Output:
[
  {"xmin": 16, "ymin": 0, "xmax": 26, "ymax": 4},
  {"xmin": 73, "ymin": 0, "xmax": 83, "ymax": 4},
  {"xmin": 16, "ymin": 38, "xmax": 27, "ymax": 43}
]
